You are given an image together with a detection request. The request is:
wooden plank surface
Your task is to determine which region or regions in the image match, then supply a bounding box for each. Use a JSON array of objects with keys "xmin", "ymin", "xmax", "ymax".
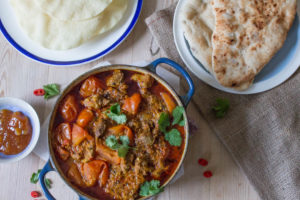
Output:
[{"xmin": 0, "ymin": 1, "xmax": 260, "ymax": 200}]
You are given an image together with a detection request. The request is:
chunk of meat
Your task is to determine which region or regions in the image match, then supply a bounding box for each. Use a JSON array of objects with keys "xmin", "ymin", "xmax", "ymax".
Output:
[
  {"xmin": 95, "ymin": 142, "xmax": 121, "ymax": 165},
  {"xmin": 78, "ymin": 160, "xmax": 109, "ymax": 187},
  {"xmin": 67, "ymin": 163, "xmax": 86, "ymax": 187},
  {"xmin": 160, "ymin": 92, "xmax": 176, "ymax": 113},
  {"xmin": 108, "ymin": 125, "xmax": 134, "ymax": 145},
  {"xmin": 122, "ymin": 93, "xmax": 142, "ymax": 115},
  {"xmin": 56, "ymin": 145, "xmax": 70, "ymax": 161},
  {"xmin": 72, "ymin": 124, "xmax": 93, "ymax": 146},
  {"xmin": 71, "ymin": 139, "xmax": 95, "ymax": 163},
  {"xmin": 77, "ymin": 109, "xmax": 94, "ymax": 128},
  {"xmin": 80, "ymin": 76, "xmax": 105, "ymax": 98},
  {"xmin": 106, "ymin": 70, "xmax": 124, "ymax": 88},
  {"xmin": 131, "ymin": 73, "xmax": 154, "ymax": 94},
  {"xmin": 91, "ymin": 117, "xmax": 106, "ymax": 138},
  {"xmin": 55, "ymin": 123, "xmax": 72, "ymax": 148},
  {"xmin": 60, "ymin": 95, "xmax": 79, "ymax": 122},
  {"xmin": 103, "ymin": 87, "xmax": 126, "ymax": 102}
]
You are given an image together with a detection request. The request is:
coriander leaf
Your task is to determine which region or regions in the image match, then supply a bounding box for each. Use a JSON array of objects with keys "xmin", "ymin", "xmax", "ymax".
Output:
[
  {"xmin": 30, "ymin": 169, "xmax": 42, "ymax": 184},
  {"xmin": 107, "ymin": 112, "xmax": 127, "ymax": 124},
  {"xmin": 110, "ymin": 103, "xmax": 121, "ymax": 115},
  {"xmin": 172, "ymin": 106, "xmax": 185, "ymax": 126},
  {"xmin": 120, "ymin": 135, "xmax": 130, "ymax": 146},
  {"xmin": 139, "ymin": 180, "xmax": 164, "ymax": 197},
  {"xmin": 45, "ymin": 178, "xmax": 52, "ymax": 189},
  {"xmin": 105, "ymin": 135, "xmax": 120, "ymax": 150},
  {"xmin": 158, "ymin": 112, "xmax": 170, "ymax": 132},
  {"xmin": 43, "ymin": 84, "xmax": 60, "ymax": 100},
  {"xmin": 165, "ymin": 129, "xmax": 182, "ymax": 146},
  {"xmin": 117, "ymin": 145, "xmax": 129, "ymax": 158},
  {"xmin": 212, "ymin": 98, "xmax": 230, "ymax": 118},
  {"xmin": 178, "ymin": 118, "xmax": 185, "ymax": 126},
  {"xmin": 105, "ymin": 104, "xmax": 127, "ymax": 124}
]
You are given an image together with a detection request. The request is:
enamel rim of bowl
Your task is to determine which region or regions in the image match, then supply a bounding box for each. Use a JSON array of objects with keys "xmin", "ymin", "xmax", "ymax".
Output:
[
  {"xmin": 48, "ymin": 65, "xmax": 189, "ymax": 200},
  {"xmin": 0, "ymin": 0, "xmax": 143, "ymax": 66},
  {"xmin": 0, "ymin": 97, "xmax": 40, "ymax": 163}
]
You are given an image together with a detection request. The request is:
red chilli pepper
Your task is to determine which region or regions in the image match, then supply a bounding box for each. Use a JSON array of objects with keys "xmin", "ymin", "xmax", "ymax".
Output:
[
  {"xmin": 31, "ymin": 191, "xmax": 40, "ymax": 198},
  {"xmin": 203, "ymin": 170, "xmax": 213, "ymax": 178},
  {"xmin": 198, "ymin": 158, "xmax": 208, "ymax": 166},
  {"xmin": 33, "ymin": 89, "xmax": 45, "ymax": 96}
]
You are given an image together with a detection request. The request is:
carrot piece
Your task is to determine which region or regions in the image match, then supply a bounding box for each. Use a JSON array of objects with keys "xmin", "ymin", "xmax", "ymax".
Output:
[
  {"xmin": 122, "ymin": 93, "xmax": 142, "ymax": 115},
  {"xmin": 60, "ymin": 95, "xmax": 79, "ymax": 122},
  {"xmin": 80, "ymin": 76, "xmax": 105, "ymax": 98},
  {"xmin": 72, "ymin": 124, "xmax": 91, "ymax": 146},
  {"xmin": 96, "ymin": 142, "xmax": 121, "ymax": 165},
  {"xmin": 160, "ymin": 92, "xmax": 176, "ymax": 113},
  {"xmin": 76, "ymin": 109, "xmax": 94, "ymax": 128},
  {"xmin": 107, "ymin": 125, "xmax": 134, "ymax": 145}
]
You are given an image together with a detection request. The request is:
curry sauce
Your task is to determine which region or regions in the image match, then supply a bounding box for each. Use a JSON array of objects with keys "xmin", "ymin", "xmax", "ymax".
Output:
[{"xmin": 0, "ymin": 109, "xmax": 32, "ymax": 155}]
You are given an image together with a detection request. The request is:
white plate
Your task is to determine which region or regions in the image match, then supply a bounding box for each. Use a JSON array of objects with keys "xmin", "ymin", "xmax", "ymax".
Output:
[
  {"xmin": 0, "ymin": 0, "xmax": 143, "ymax": 66},
  {"xmin": 174, "ymin": 0, "xmax": 300, "ymax": 94}
]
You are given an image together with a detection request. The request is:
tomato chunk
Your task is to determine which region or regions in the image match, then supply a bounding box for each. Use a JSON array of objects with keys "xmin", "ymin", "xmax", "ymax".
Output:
[
  {"xmin": 80, "ymin": 76, "xmax": 105, "ymax": 98},
  {"xmin": 55, "ymin": 123, "xmax": 72, "ymax": 147},
  {"xmin": 160, "ymin": 92, "xmax": 176, "ymax": 113},
  {"xmin": 122, "ymin": 93, "xmax": 142, "ymax": 115},
  {"xmin": 80, "ymin": 160, "xmax": 109, "ymax": 187},
  {"xmin": 60, "ymin": 95, "xmax": 79, "ymax": 122},
  {"xmin": 76, "ymin": 109, "xmax": 94, "ymax": 128},
  {"xmin": 96, "ymin": 142, "xmax": 121, "ymax": 165},
  {"xmin": 107, "ymin": 125, "xmax": 134, "ymax": 145},
  {"xmin": 72, "ymin": 124, "xmax": 92, "ymax": 146}
]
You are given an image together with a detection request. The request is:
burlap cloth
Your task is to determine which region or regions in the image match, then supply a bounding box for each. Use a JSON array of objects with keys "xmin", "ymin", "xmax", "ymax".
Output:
[{"xmin": 145, "ymin": 4, "xmax": 300, "ymax": 200}]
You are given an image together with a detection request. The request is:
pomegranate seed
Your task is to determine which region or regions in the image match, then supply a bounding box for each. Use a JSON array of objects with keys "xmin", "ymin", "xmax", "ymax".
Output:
[
  {"xmin": 203, "ymin": 170, "xmax": 213, "ymax": 178},
  {"xmin": 31, "ymin": 191, "xmax": 40, "ymax": 198},
  {"xmin": 198, "ymin": 158, "xmax": 208, "ymax": 166},
  {"xmin": 33, "ymin": 89, "xmax": 45, "ymax": 96}
]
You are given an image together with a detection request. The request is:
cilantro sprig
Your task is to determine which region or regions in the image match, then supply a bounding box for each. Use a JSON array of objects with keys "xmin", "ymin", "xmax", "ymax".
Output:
[
  {"xmin": 139, "ymin": 180, "xmax": 164, "ymax": 197},
  {"xmin": 105, "ymin": 135, "xmax": 130, "ymax": 158},
  {"xmin": 104, "ymin": 103, "xmax": 127, "ymax": 124},
  {"xmin": 212, "ymin": 98, "xmax": 230, "ymax": 118},
  {"xmin": 43, "ymin": 84, "xmax": 60, "ymax": 100},
  {"xmin": 30, "ymin": 169, "xmax": 52, "ymax": 189},
  {"xmin": 158, "ymin": 106, "xmax": 185, "ymax": 147}
]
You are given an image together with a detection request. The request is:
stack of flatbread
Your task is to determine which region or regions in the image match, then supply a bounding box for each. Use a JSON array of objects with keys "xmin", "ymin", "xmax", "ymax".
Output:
[
  {"xmin": 10, "ymin": 0, "xmax": 128, "ymax": 50},
  {"xmin": 181, "ymin": 0, "xmax": 297, "ymax": 90}
]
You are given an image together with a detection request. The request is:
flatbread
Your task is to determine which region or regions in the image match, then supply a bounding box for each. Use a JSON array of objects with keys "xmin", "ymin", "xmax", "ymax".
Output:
[
  {"xmin": 10, "ymin": 0, "xmax": 128, "ymax": 50},
  {"xmin": 34, "ymin": 0, "xmax": 113, "ymax": 21},
  {"xmin": 181, "ymin": 0, "xmax": 214, "ymax": 73},
  {"xmin": 211, "ymin": 0, "xmax": 297, "ymax": 90}
]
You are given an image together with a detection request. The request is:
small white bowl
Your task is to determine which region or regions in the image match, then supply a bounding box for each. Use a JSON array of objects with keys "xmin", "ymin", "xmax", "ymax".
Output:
[{"xmin": 0, "ymin": 97, "xmax": 40, "ymax": 163}]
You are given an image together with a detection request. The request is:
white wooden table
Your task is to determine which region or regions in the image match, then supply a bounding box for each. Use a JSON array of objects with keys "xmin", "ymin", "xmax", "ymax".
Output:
[{"xmin": 0, "ymin": 1, "xmax": 261, "ymax": 199}]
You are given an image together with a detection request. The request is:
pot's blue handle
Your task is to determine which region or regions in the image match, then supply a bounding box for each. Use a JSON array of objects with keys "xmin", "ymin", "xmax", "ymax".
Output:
[
  {"xmin": 147, "ymin": 58, "xmax": 194, "ymax": 107},
  {"xmin": 39, "ymin": 160, "xmax": 55, "ymax": 200},
  {"xmin": 40, "ymin": 161, "xmax": 87, "ymax": 200}
]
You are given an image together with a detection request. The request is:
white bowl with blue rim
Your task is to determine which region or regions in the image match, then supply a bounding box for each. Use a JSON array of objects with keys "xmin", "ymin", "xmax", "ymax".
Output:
[
  {"xmin": 173, "ymin": 0, "xmax": 300, "ymax": 94},
  {"xmin": 0, "ymin": 97, "xmax": 40, "ymax": 163},
  {"xmin": 0, "ymin": 0, "xmax": 143, "ymax": 66}
]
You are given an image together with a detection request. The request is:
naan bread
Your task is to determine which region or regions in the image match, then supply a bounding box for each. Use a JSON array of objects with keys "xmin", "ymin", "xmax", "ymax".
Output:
[
  {"xmin": 10, "ymin": 0, "xmax": 128, "ymax": 50},
  {"xmin": 34, "ymin": 0, "xmax": 113, "ymax": 21},
  {"xmin": 211, "ymin": 0, "xmax": 297, "ymax": 90},
  {"xmin": 181, "ymin": 0, "xmax": 214, "ymax": 73}
]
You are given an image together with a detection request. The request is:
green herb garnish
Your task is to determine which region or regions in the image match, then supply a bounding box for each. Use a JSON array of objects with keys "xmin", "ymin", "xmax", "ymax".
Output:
[
  {"xmin": 43, "ymin": 84, "xmax": 60, "ymax": 100},
  {"xmin": 105, "ymin": 135, "xmax": 130, "ymax": 158},
  {"xmin": 172, "ymin": 106, "xmax": 185, "ymax": 126},
  {"xmin": 139, "ymin": 180, "xmax": 164, "ymax": 197},
  {"xmin": 212, "ymin": 98, "xmax": 230, "ymax": 118},
  {"xmin": 165, "ymin": 129, "xmax": 182, "ymax": 146},
  {"xmin": 158, "ymin": 106, "xmax": 185, "ymax": 146},
  {"xmin": 105, "ymin": 103, "xmax": 127, "ymax": 124},
  {"xmin": 30, "ymin": 169, "xmax": 52, "ymax": 189}
]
